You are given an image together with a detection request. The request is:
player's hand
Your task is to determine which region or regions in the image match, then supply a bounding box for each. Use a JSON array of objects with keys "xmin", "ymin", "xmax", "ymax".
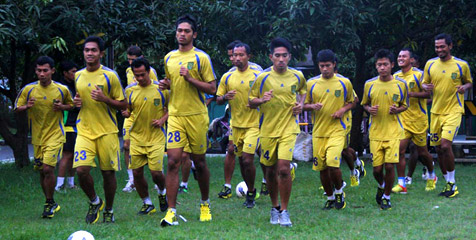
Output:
[
  {"xmin": 180, "ymin": 66, "xmax": 191, "ymax": 81},
  {"xmin": 159, "ymin": 78, "xmax": 170, "ymax": 90},
  {"xmin": 91, "ymin": 85, "xmax": 107, "ymax": 102},
  {"xmin": 456, "ymin": 85, "xmax": 467, "ymax": 94},
  {"xmin": 369, "ymin": 105, "xmax": 379, "ymax": 116},
  {"xmin": 52, "ymin": 99, "xmax": 62, "ymax": 111},
  {"xmin": 331, "ymin": 108, "xmax": 346, "ymax": 119},
  {"xmin": 26, "ymin": 97, "xmax": 36, "ymax": 109},
  {"xmin": 310, "ymin": 103, "xmax": 323, "ymax": 111},
  {"xmin": 121, "ymin": 109, "xmax": 131, "ymax": 118},
  {"xmin": 422, "ymin": 83, "xmax": 434, "ymax": 92},
  {"xmin": 262, "ymin": 90, "xmax": 273, "ymax": 103},
  {"xmin": 224, "ymin": 90, "xmax": 237, "ymax": 100},
  {"xmin": 73, "ymin": 93, "xmax": 82, "ymax": 108},
  {"xmin": 292, "ymin": 102, "xmax": 303, "ymax": 115},
  {"xmin": 389, "ymin": 104, "xmax": 399, "ymax": 114},
  {"xmin": 151, "ymin": 119, "xmax": 165, "ymax": 128}
]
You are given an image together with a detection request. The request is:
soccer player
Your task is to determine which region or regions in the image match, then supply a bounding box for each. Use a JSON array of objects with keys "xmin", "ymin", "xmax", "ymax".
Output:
[
  {"xmin": 73, "ymin": 36, "xmax": 126, "ymax": 223},
  {"xmin": 55, "ymin": 60, "xmax": 79, "ymax": 191},
  {"xmin": 122, "ymin": 45, "xmax": 159, "ymax": 193},
  {"xmin": 14, "ymin": 56, "xmax": 73, "ymax": 218},
  {"xmin": 304, "ymin": 49, "xmax": 354, "ymax": 210},
  {"xmin": 362, "ymin": 49, "xmax": 408, "ymax": 210},
  {"xmin": 249, "ymin": 37, "xmax": 306, "ymax": 227},
  {"xmin": 159, "ymin": 14, "xmax": 216, "ymax": 226},
  {"xmin": 217, "ymin": 43, "xmax": 262, "ymax": 208},
  {"xmin": 392, "ymin": 48, "xmax": 436, "ymax": 194},
  {"xmin": 123, "ymin": 57, "xmax": 168, "ymax": 215},
  {"xmin": 422, "ymin": 33, "xmax": 473, "ymax": 197}
]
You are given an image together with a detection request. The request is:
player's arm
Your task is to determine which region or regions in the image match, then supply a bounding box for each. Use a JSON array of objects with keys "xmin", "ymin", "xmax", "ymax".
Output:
[
  {"xmin": 303, "ymin": 81, "xmax": 322, "ymax": 111},
  {"xmin": 390, "ymin": 82, "xmax": 409, "ymax": 114},
  {"xmin": 183, "ymin": 72, "xmax": 216, "ymax": 95},
  {"xmin": 53, "ymin": 87, "xmax": 74, "ymax": 111},
  {"xmin": 361, "ymin": 83, "xmax": 378, "ymax": 116},
  {"xmin": 92, "ymin": 73, "xmax": 127, "ymax": 110},
  {"xmin": 216, "ymin": 75, "xmax": 233, "ymax": 105},
  {"xmin": 152, "ymin": 111, "xmax": 168, "ymax": 128},
  {"xmin": 14, "ymin": 87, "xmax": 34, "ymax": 113},
  {"xmin": 292, "ymin": 73, "xmax": 307, "ymax": 115},
  {"xmin": 421, "ymin": 62, "xmax": 434, "ymax": 92},
  {"xmin": 121, "ymin": 88, "xmax": 132, "ymax": 118},
  {"xmin": 332, "ymin": 82, "xmax": 355, "ymax": 118}
]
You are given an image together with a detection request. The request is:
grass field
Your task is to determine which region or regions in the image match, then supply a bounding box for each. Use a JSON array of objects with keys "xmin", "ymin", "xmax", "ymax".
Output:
[{"xmin": 0, "ymin": 157, "xmax": 475, "ymax": 239}]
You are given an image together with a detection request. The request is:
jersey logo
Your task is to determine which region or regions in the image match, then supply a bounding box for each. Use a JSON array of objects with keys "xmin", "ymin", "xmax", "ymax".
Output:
[
  {"xmin": 241, "ymin": 80, "xmax": 244, "ymax": 84},
  {"xmin": 392, "ymin": 94, "xmax": 399, "ymax": 102},
  {"xmin": 291, "ymin": 85, "xmax": 296, "ymax": 94},
  {"xmin": 154, "ymin": 98, "xmax": 160, "ymax": 106},
  {"xmin": 451, "ymin": 72, "xmax": 457, "ymax": 80},
  {"xmin": 187, "ymin": 62, "xmax": 194, "ymax": 70},
  {"xmin": 409, "ymin": 82, "xmax": 415, "ymax": 89},
  {"xmin": 335, "ymin": 90, "xmax": 341, "ymax": 97}
]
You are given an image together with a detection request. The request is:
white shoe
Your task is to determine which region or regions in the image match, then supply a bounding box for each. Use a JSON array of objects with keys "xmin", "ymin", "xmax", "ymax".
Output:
[
  {"xmin": 55, "ymin": 185, "xmax": 64, "ymax": 192},
  {"xmin": 422, "ymin": 167, "xmax": 429, "ymax": 180},
  {"xmin": 122, "ymin": 180, "xmax": 135, "ymax": 192}
]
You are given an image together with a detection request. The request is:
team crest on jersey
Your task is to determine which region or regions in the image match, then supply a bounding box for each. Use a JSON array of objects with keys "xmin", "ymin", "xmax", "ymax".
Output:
[
  {"xmin": 335, "ymin": 90, "xmax": 341, "ymax": 97},
  {"xmin": 154, "ymin": 98, "xmax": 160, "ymax": 106},
  {"xmin": 291, "ymin": 85, "xmax": 296, "ymax": 94},
  {"xmin": 392, "ymin": 94, "xmax": 399, "ymax": 102},
  {"xmin": 409, "ymin": 82, "xmax": 415, "ymax": 89},
  {"xmin": 451, "ymin": 72, "xmax": 457, "ymax": 80},
  {"xmin": 187, "ymin": 62, "xmax": 194, "ymax": 70}
]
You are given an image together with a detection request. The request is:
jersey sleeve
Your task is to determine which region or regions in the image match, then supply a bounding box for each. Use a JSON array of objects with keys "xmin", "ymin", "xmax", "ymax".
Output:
[
  {"xmin": 345, "ymin": 81, "xmax": 354, "ymax": 103},
  {"xmin": 422, "ymin": 61, "xmax": 431, "ymax": 84},
  {"xmin": 297, "ymin": 72, "xmax": 307, "ymax": 95},
  {"xmin": 164, "ymin": 55, "xmax": 171, "ymax": 80},
  {"xmin": 361, "ymin": 82, "xmax": 370, "ymax": 105},
  {"xmin": 150, "ymin": 67, "xmax": 159, "ymax": 81},
  {"xmin": 110, "ymin": 73, "xmax": 125, "ymax": 101},
  {"xmin": 125, "ymin": 87, "xmax": 133, "ymax": 110},
  {"xmin": 305, "ymin": 81, "xmax": 314, "ymax": 104},
  {"xmin": 62, "ymin": 86, "xmax": 74, "ymax": 106},
  {"xmin": 400, "ymin": 81, "xmax": 409, "ymax": 108},
  {"xmin": 249, "ymin": 74, "xmax": 263, "ymax": 101},
  {"xmin": 161, "ymin": 89, "xmax": 169, "ymax": 108},
  {"xmin": 199, "ymin": 54, "xmax": 216, "ymax": 83},
  {"xmin": 216, "ymin": 74, "xmax": 229, "ymax": 97},
  {"xmin": 462, "ymin": 63, "xmax": 473, "ymax": 84},
  {"xmin": 14, "ymin": 86, "xmax": 29, "ymax": 110}
]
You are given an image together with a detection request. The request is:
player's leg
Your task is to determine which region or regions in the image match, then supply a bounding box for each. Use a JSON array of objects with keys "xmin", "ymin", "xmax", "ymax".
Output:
[
  {"xmin": 439, "ymin": 138, "xmax": 458, "ymax": 197},
  {"xmin": 416, "ymin": 144, "xmax": 436, "ymax": 191},
  {"xmin": 371, "ymin": 140, "xmax": 385, "ymax": 206},
  {"xmin": 276, "ymin": 134, "xmax": 297, "ymax": 227},
  {"xmin": 148, "ymin": 143, "xmax": 167, "ymax": 212},
  {"xmin": 241, "ymin": 152, "xmax": 256, "ymax": 207},
  {"xmin": 122, "ymin": 139, "xmax": 135, "ymax": 192},
  {"xmin": 218, "ymin": 140, "xmax": 235, "ymax": 198},
  {"xmin": 132, "ymin": 165, "xmax": 156, "ymax": 215},
  {"xmin": 342, "ymin": 148, "xmax": 359, "ymax": 187},
  {"xmin": 320, "ymin": 168, "xmax": 335, "ymax": 209},
  {"xmin": 40, "ymin": 147, "xmax": 61, "ymax": 219},
  {"xmin": 178, "ymin": 150, "xmax": 192, "ymax": 193},
  {"xmin": 405, "ymin": 142, "xmax": 418, "ymax": 183},
  {"xmin": 393, "ymin": 138, "xmax": 410, "ymax": 194},
  {"xmin": 165, "ymin": 148, "xmax": 182, "ymax": 209}
]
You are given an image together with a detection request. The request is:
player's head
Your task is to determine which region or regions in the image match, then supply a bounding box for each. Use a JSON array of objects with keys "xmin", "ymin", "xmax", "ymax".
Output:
[
  {"xmin": 60, "ymin": 60, "xmax": 78, "ymax": 82},
  {"xmin": 83, "ymin": 36, "xmax": 105, "ymax": 65},
  {"xmin": 269, "ymin": 37, "xmax": 292, "ymax": 72},
  {"xmin": 374, "ymin": 49, "xmax": 394, "ymax": 78},
  {"xmin": 35, "ymin": 56, "xmax": 55, "ymax": 84},
  {"xmin": 435, "ymin": 33, "xmax": 453, "ymax": 59},
  {"xmin": 227, "ymin": 40, "xmax": 242, "ymax": 65},
  {"xmin": 233, "ymin": 43, "xmax": 251, "ymax": 70},
  {"xmin": 175, "ymin": 14, "xmax": 198, "ymax": 46},
  {"xmin": 127, "ymin": 46, "xmax": 143, "ymax": 65},
  {"xmin": 412, "ymin": 53, "xmax": 421, "ymax": 68},
  {"xmin": 397, "ymin": 48, "xmax": 414, "ymax": 68},
  {"xmin": 317, "ymin": 49, "xmax": 336, "ymax": 79},
  {"xmin": 131, "ymin": 57, "xmax": 151, "ymax": 87}
]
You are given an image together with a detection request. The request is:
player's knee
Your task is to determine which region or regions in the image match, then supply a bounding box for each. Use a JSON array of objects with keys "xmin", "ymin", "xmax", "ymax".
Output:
[
  {"xmin": 384, "ymin": 163, "xmax": 394, "ymax": 172},
  {"xmin": 227, "ymin": 144, "xmax": 234, "ymax": 154},
  {"xmin": 150, "ymin": 170, "xmax": 164, "ymax": 179},
  {"xmin": 75, "ymin": 167, "xmax": 90, "ymax": 177},
  {"xmin": 42, "ymin": 165, "xmax": 55, "ymax": 176},
  {"xmin": 440, "ymin": 141, "xmax": 452, "ymax": 153}
]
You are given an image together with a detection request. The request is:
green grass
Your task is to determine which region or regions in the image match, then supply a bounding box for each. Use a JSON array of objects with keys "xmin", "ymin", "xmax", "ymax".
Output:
[{"xmin": 0, "ymin": 157, "xmax": 475, "ymax": 239}]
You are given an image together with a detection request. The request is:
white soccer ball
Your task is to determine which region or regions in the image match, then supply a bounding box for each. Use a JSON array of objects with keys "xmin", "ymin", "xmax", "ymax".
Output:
[
  {"xmin": 236, "ymin": 181, "xmax": 248, "ymax": 198},
  {"xmin": 67, "ymin": 230, "xmax": 95, "ymax": 240}
]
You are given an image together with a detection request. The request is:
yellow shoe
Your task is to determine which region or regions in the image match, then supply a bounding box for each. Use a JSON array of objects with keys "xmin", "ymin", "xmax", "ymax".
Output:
[
  {"xmin": 160, "ymin": 209, "xmax": 178, "ymax": 226},
  {"xmin": 350, "ymin": 175, "xmax": 360, "ymax": 187},
  {"xmin": 391, "ymin": 184, "xmax": 407, "ymax": 194},
  {"xmin": 425, "ymin": 176, "xmax": 437, "ymax": 191},
  {"xmin": 200, "ymin": 203, "xmax": 212, "ymax": 222}
]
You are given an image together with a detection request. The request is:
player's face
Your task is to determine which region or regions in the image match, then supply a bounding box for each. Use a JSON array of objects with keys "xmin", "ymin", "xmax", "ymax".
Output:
[
  {"xmin": 435, "ymin": 39, "xmax": 452, "ymax": 59},
  {"xmin": 83, "ymin": 42, "xmax": 103, "ymax": 65},
  {"xmin": 375, "ymin": 58, "xmax": 394, "ymax": 78},
  {"xmin": 228, "ymin": 49, "xmax": 236, "ymax": 65},
  {"xmin": 36, "ymin": 64, "xmax": 55, "ymax": 85},
  {"xmin": 318, "ymin": 61, "xmax": 336, "ymax": 79},
  {"xmin": 127, "ymin": 54, "xmax": 139, "ymax": 65},
  {"xmin": 132, "ymin": 65, "xmax": 151, "ymax": 87},
  {"xmin": 397, "ymin": 50, "xmax": 411, "ymax": 68},
  {"xmin": 63, "ymin": 67, "xmax": 77, "ymax": 82},
  {"xmin": 176, "ymin": 23, "xmax": 196, "ymax": 46},
  {"xmin": 233, "ymin": 47, "xmax": 249, "ymax": 69},
  {"xmin": 270, "ymin": 47, "xmax": 290, "ymax": 72}
]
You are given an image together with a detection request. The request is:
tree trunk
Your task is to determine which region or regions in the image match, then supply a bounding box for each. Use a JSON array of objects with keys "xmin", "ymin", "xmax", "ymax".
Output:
[{"xmin": 0, "ymin": 111, "xmax": 30, "ymax": 168}]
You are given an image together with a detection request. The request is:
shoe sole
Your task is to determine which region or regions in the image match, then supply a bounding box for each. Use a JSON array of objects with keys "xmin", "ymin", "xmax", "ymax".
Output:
[
  {"xmin": 199, "ymin": 217, "xmax": 212, "ymax": 222},
  {"xmin": 87, "ymin": 201, "xmax": 105, "ymax": 224},
  {"xmin": 280, "ymin": 223, "xmax": 292, "ymax": 227},
  {"xmin": 270, "ymin": 220, "xmax": 279, "ymax": 225},
  {"xmin": 43, "ymin": 205, "xmax": 61, "ymax": 218},
  {"xmin": 380, "ymin": 207, "xmax": 392, "ymax": 210},
  {"xmin": 447, "ymin": 190, "xmax": 459, "ymax": 198},
  {"xmin": 218, "ymin": 194, "xmax": 232, "ymax": 199},
  {"xmin": 160, "ymin": 219, "xmax": 179, "ymax": 226},
  {"xmin": 336, "ymin": 202, "xmax": 346, "ymax": 210},
  {"xmin": 138, "ymin": 209, "xmax": 157, "ymax": 215}
]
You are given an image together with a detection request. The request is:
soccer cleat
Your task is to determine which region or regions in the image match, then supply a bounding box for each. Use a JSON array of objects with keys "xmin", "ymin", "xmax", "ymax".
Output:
[
  {"xmin": 279, "ymin": 210, "xmax": 292, "ymax": 227},
  {"xmin": 422, "ymin": 166, "xmax": 429, "ymax": 180},
  {"xmin": 85, "ymin": 198, "xmax": 104, "ymax": 224},
  {"xmin": 405, "ymin": 176, "xmax": 412, "ymax": 185},
  {"xmin": 425, "ymin": 176, "xmax": 437, "ymax": 191},
  {"xmin": 376, "ymin": 187, "xmax": 384, "ymax": 205},
  {"xmin": 103, "ymin": 210, "xmax": 115, "ymax": 223},
  {"xmin": 335, "ymin": 193, "xmax": 346, "ymax": 210},
  {"xmin": 160, "ymin": 209, "xmax": 178, "ymax": 226},
  {"xmin": 42, "ymin": 202, "xmax": 60, "ymax": 218},
  {"xmin": 260, "ymin": 182, "xmax": 269, "ymax": 196},
  {"xmin": 380, "ymin": 198, "xmax": 392, "ymax": 210},
  {"xmin": 138, "ymin": 204, "xmax": 156, "ymax": 215},
  {"xmin": 199, "ymin": 203, "xmax": 212, "ymax": 222},
  {"xmin": 55, "ymin": 185, "xmax": 65, "ymax": 193},
  {"xmin": 122, "ymin": 180, "xmax": 135, "ymax": 193},
  {"xmin": 158, "ymin": 194, "xmax": 168, "ymax": 212},
  {"xmin": 350, "ymin": 170, "xmax": 360, "ymax": 187},
  {"xmin": 178, "ymin": 185, "xmax": 189, "ymax": 194},
  {"xmin": 356, "ymin": 159, "xmax": 366, "ymax": 178},
  {"xmin": 67, "ymin": 184, "xmax": 79, "ymax": 190},
  {"xmin": 392, "ymin": 184, "xmax": 407, "ymax": 194},
  {"xmin": 322, "ymin": 200, "xmax": 335, "ymax": 210},
  {"xmin": 290, "ymin": 162, "xmax": 297, "ymax": 181},
  {"xmin": 244, "ymin": 189, "xmax": 256, "ymax": 208},
  {"xmin": 270, "ymin": 208, "xmax": 280, "ymax": 224},
  {"xmin": 217, "ymin": 185, "xmax": 232, "ymax": 199},
  {"xmin": 441, "ymin": 182, "xmax": 459, "ymax": 198}
]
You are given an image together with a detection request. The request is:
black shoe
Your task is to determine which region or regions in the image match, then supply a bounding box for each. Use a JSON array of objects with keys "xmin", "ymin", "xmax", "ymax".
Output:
[
  {"xmin": 380, "ymin": 198, "xmax": 392, "ymax": 210},
  {"xmin": 178, "ymin": 185, "xmax": 189, "ymax": 194},
  {"xmin": 335, "ymin": 193, "xmax": 346, "ymax": 210},
  {"xmin": 322, "ymin": 200, "xmax": 335, "ymax": 210},
  {"xmin": 138, "ymin": 204, "xmax": 156, "ymax": 215},
  {"xmin": 103, "ymin": 209, "xmax": 115, "ymax": 223},
  {"xmin": 244, "ymin": 189, "xmax": 256, "ymax": 208},
  {"xmin": 376, "ymin": 187, "xmax": 384, "ymax": 205},
  {"xmin": 158, "ymin": 194, "xmax": 168, "ymax": 212},
  {"xmin": 85, "ymin": 198, "xmax": 104, "ymax": 224},
  {"xmin": 42, "ymin": 202, "xmax": 60, "ymax": 218},
  {"xmin": 218, "ymin": 185, "xmax": 232, "ymax": 199},
  {"xmin": 260, "ymin": 182, "xmax": 269, "ymax": 196}
]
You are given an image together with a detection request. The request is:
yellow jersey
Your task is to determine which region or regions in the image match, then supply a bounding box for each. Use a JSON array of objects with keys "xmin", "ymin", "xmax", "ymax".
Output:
[
  {"xmin": 394, "ymin": 67, "xmax": 427, "ymax": 122},
  {"xmin": 164, "ymin": 47, "xmax": 216, "ymax": 116},
  {"xmin": 217, "ymin": 65, "xmax": 261, "ymax": 128},
  {"xmin": 125, "ymin": 81, "xmax": 168, "ymax": 146},
  {"xmin": 361, "ymin": 76, "xmax": 408, "ymax": 140},
  {"xmin": 75, "ymin": 65, "xmax": 125, "ymax": 139},
  {"xmin": 126, "ymin": 66, "xmax": 159, "ymax": 86},
  {"xmin": 422, "ymin": 56, "xmax": 473, "ymax": 114},
  {"xmin": 14, "ymin": 81, "xmax": 73, "ymax": 145},
  {"xmin": 306, "ymin": 74, "xmax": 354, "ymax": 137},
  {"xmin": 249, "ymin": 67, "xmax": 306, "ymax": 137}
]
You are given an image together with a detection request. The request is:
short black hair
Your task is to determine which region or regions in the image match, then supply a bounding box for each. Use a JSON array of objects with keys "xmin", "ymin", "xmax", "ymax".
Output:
[
  {"xmin": 399, "ymin": 47, "xmax": 415, "ymax": 58},
  {"xmin": 84, "ymin": 36, "xmax": 105, "ymax": 52},
  {"xmin": 36, "ymin": 56, "xmax": 55, "ymax": 69},
  {"xmin": 374, "ymin": 49, "xmax": 395, "ymax": 63},
  {"xmin": 127, "ymin": 46, "xmax": 142, "ymax": 57},
  {"xmin": 270, "ymin": 37, "xmax": 292, "ymax": 54},
  {"xmin": 176, "ymin": 14, "xmax": 197, "ymax": 32},
  {"xmin": 60, "ymin": 60, "xmax": 78, "ymax": 72},
  {"xmin": 317, "ymin": 49, "xmax": 336, "ymax": 63},
  {"xmin": 131, "ymin": 57, "xmax": 150, "ymax": 73},
  {"xmin": 234, "ymin": 43, "xmax": 251, "ymax": 55},
  {"xmin": 227, "ymin": 40, "xmax": 242, "ymax": 51},
  {"xmin": 435, "ymin": 33, "xmax": 453, "ymax": 45}
]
